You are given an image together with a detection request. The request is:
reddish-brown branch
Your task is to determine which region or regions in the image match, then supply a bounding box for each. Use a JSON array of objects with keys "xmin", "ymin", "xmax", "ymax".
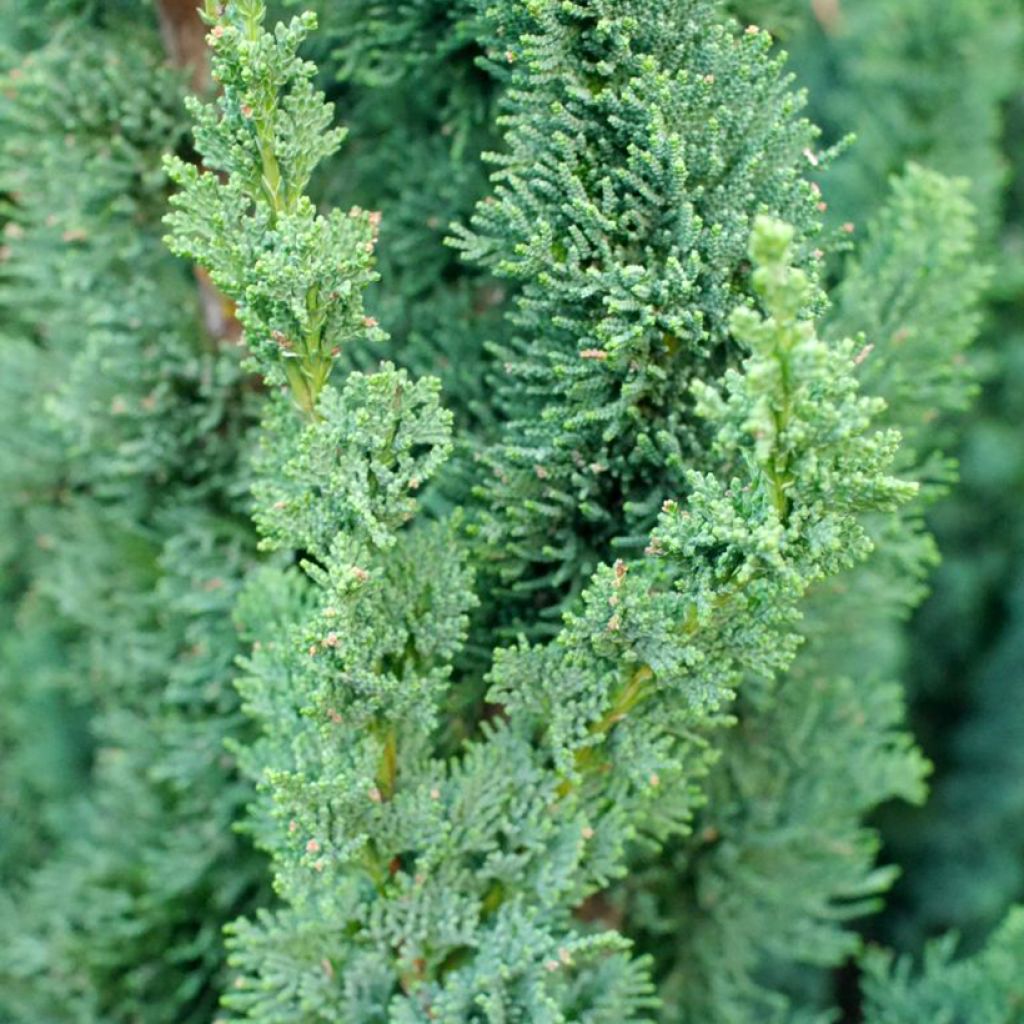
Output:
[
  {"xmin": 157, "ymin": 1, "xmax": 243, "ymax": 345},
  {"xmin": 156, "ymin": 0, "xmax": 212, "ymax": 93},
  {"xmin": 811, "ymin": 0, "xmax": 844, "ymax": 35}
]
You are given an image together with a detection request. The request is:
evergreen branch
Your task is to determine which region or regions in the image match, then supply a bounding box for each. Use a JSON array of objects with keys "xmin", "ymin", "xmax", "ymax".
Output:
[
  {"xmin": 164, "ymin": 1, "xmax": 383, "ymax": 417},
  {"xmin": 829, "ymin": 164, "xmax": 988, "ymax": 478},
  {"xmin": 629, "ymin": 166, "xmax": 989, "ymax": 1022},
  {"xmin": 453, "ymin": 0, "xmax": 828, "ymax": 638},
  {"xmin": 493, "ymin": 216, "xmax": 914, "ymax": 832},
  {"xmin": 861, "ymin": 907, "xmax": 1024, "ymax": 1024},
  {"xmin": 1, "ymin": 1, "xmax": 1017, "ymax": 1022}
]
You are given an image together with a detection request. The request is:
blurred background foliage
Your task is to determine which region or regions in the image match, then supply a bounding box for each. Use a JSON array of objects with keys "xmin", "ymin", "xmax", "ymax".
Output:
[
  {"xmin": 774, "ymin": 0, "xmax": 1024, "ymax": 959},
  {"xmin": 729, "ymin": 0, "xmax": 1024, "ymax": 983}
]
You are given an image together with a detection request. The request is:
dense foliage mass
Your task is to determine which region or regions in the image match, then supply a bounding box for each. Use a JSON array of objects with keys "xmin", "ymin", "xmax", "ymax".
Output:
[{"xmin": 0, "ymin": 0, "xmax": 1021, "ymax": 1021}]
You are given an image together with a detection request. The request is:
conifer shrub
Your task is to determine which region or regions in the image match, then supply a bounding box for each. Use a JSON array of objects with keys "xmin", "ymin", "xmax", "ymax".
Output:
[{"xmin": 1, "ymin": 1, "xmax": 1022, "ymax": 1021}]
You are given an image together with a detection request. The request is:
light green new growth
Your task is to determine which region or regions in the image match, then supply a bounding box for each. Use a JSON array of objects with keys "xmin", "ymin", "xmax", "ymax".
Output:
[{"xmin": 165, "ymin": 0, "xmax": 382, "ymax": 415}]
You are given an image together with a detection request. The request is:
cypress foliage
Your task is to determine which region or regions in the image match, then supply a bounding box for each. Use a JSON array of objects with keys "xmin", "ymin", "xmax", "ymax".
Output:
[
  {"xmin": 162, "ymin": 5, "xmax": 934, "ymax": 1019},
  {"xmin": 2, "ymin": 1, "xmax": 1021, "ymax": 1020},
  {"xmin": 787, "ymin": 0, "xmax": 1021, "ymax": 234},
  {"xmin": 0, "ymin": 10, "xmax": 265, "ymax": 1020},
  {"xmin": 452, "ymin": 0, "xmax": 827, "ymax": 633},
  {"xmin": 623, "ymin": 165, "xmax": 987, "ymax": 1022},
  {"xmin": 780, "ymin": 0, "xmax": 1024, "ymax": 954},
  {"xmin": 860, "ymin": 907, "xmax": 1024, "ymax": 1024},
  {"xmin": 279, "ymin": 0, "xmax": 505, "ymax": 434}
]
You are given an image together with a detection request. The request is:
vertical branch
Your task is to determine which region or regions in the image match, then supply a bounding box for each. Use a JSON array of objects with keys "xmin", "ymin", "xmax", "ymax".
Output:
[
  {"xmin": 156, "ymin": 0, "xmax": 212, "ymax": 93},
  {"xmin": 812, "ymin": 0, "xmax": 844, "ymax": 35},
  {"xmin": 157, "ymin": 0, "xmax": 243, "ymax": 347}
]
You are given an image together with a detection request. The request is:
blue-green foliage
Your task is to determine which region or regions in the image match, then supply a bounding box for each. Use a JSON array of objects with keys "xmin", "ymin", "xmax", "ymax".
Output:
[
  {"xmin": 1, "ymin": 0, "xmax": 1021, "ymax": 1020},
  {"xmin": 0, "ymin": 13, "xmax": 266, "ymax": 1022},
  {"xmin": 829, "ymin": 166, "xmax": 986, "ymax": 470},
  {"xmin": 165, "ymin": 2, "xmax": 382, "ymax": 416},
  {"xmin": 281, "ymin": 0, "xmax": 505, "ymax": 432},
  {"xmin": 861, "ymin": 907, "xmax": 1024, "ymax": 1024},
  {"xmin": 788, "ymin": 0, "xmax": 1021, "ymax": 235},
  {"xmin": 453, "ymin": 1, "xmax": 830, "ymax": 634},
  {"xmin": 778, "ymin": 0, "xmax": 1024, "ymax": 956},
  {"xmin": 163, "ymin": 4, "xmax": 928, "ymax": 1018},
  {"xmin": 623, "ymin": 166, "xmax": 989, "ymax": 1022}
]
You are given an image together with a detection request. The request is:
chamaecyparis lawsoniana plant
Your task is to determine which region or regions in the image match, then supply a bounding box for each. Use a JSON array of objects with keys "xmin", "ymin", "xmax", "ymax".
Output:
[
  {"xmin": 2, "ymin": 0, "xmax": 1024, "ymax": 1020},
  {"xmin": 451, "ymin": 0, "xmax": 832, "ymax": 640}
]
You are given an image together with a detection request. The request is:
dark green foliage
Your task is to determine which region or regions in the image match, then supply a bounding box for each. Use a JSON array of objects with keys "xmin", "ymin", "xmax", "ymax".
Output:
[
  {"xmin": 788, "ymin": 0, "xmax": 1021, "ymax": 234},
  {"xmin": 861, "ymin": 908, "xmax": 1024, "ymax": 1024},
  {"xmin": 453, "ymin": 0, "xmax": 827, "ymax": 632},
  {"xmin": 615, "ymin": 165, "xmax": 986, "ymax": 1023},
  {"xmin": 163, "ymin": 5, "xmax": 930, "ymax": 1018},
  {"xmin": 828, "ymin": 166, "xmax": 985, "ymax": 469},
  {"xmin": 0, "ymin": 518, "xmax": 263, "ymax": 1022},
  {"xmin": 887, "ymin": 163, "xmax": 1024, "ymax": 958},
  {"xmin": 895, "ymin": 580, "xmax": 1024, "ymax": 955},
  {"xmin": 778, "ymin": 0, "xmax": 1024, "ymax": 957}
]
